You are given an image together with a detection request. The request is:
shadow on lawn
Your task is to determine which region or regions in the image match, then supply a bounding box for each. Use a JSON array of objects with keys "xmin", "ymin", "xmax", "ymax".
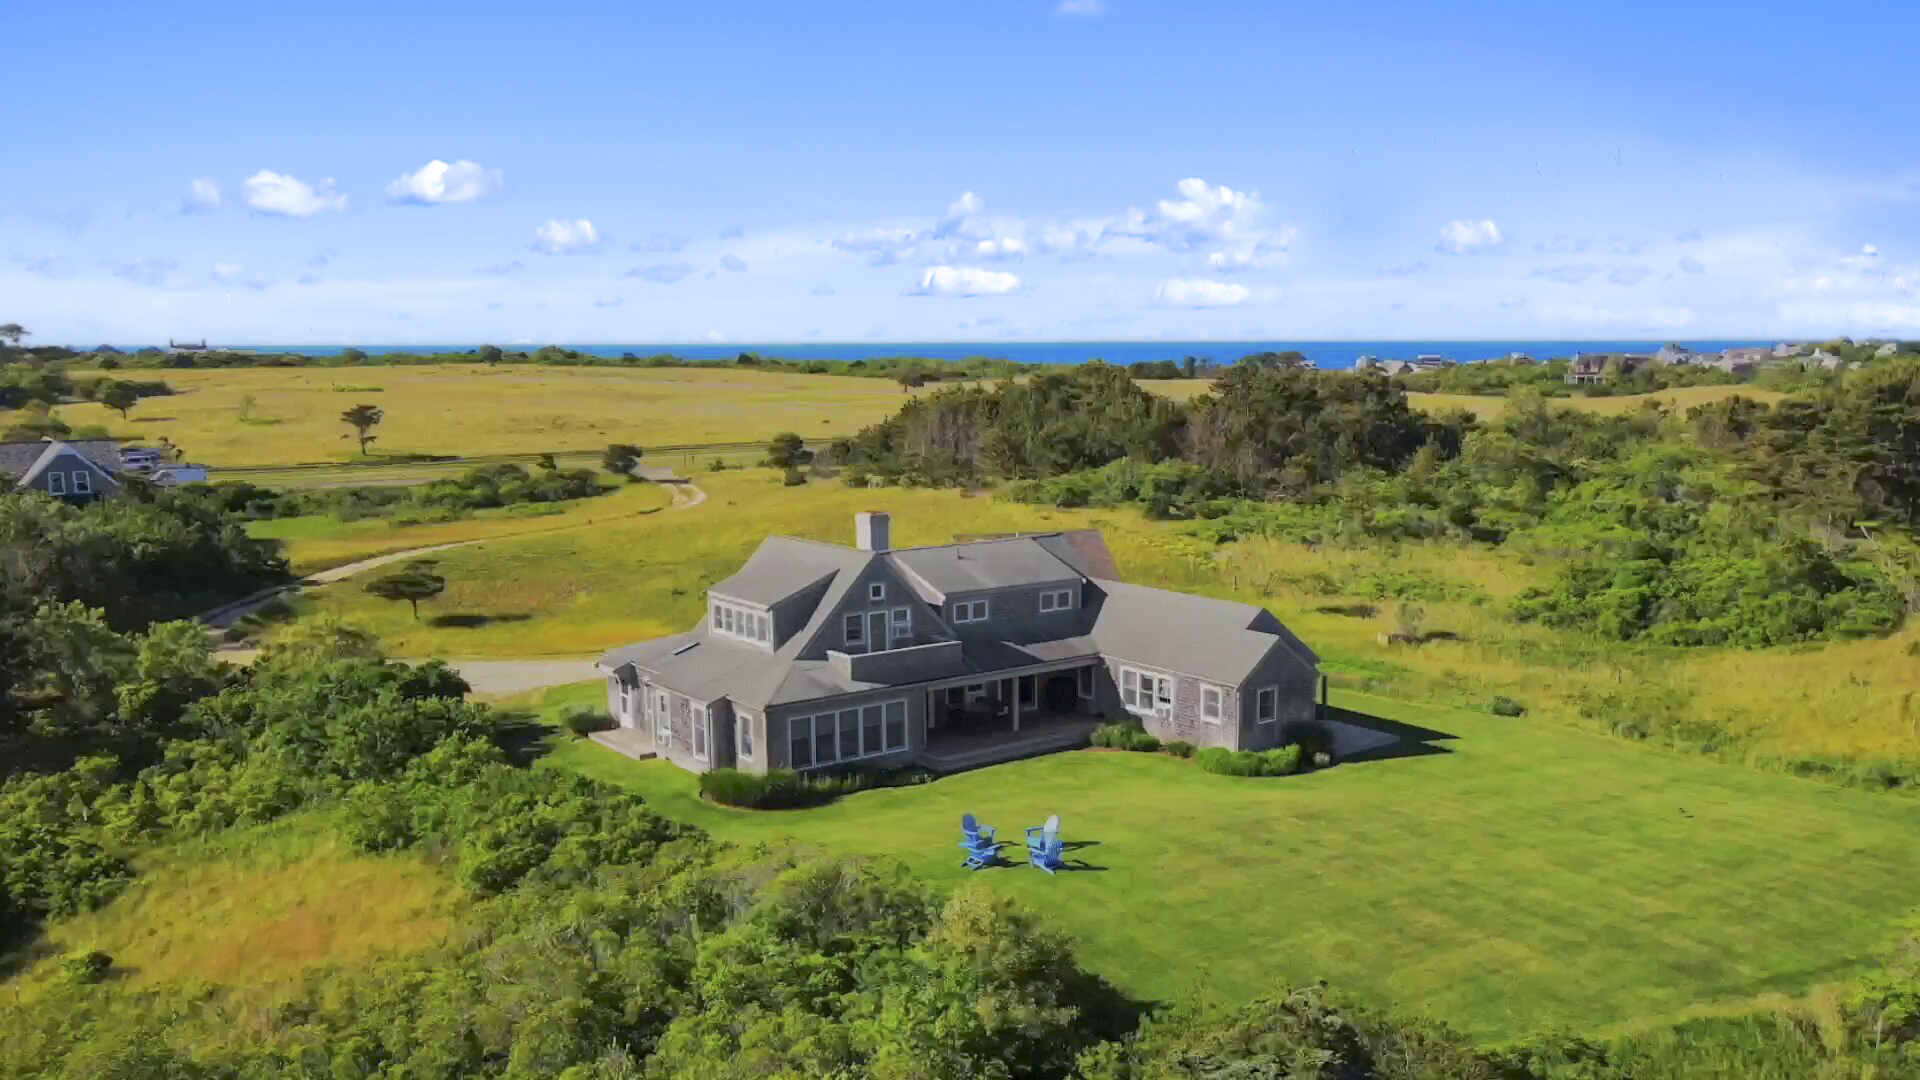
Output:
[
  {"xmin": 492, "ymin": 710, "xmax": 557, "ymax": 768},
  {"xmin": 430, "ymin": 612, "xmax": 532, "ymax": 629},
  {"xmin": 1318, "ymin": 704, "xmax": 1458, "ymax": 764}
]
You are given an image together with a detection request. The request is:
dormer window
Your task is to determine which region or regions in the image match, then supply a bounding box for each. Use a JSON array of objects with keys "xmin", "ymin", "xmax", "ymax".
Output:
[
  {"xmin": 47, "ymin": 472, "xmax": 66, "ymax": 496},
  {"xmin": 709, "ymin": 597, "xmax": 771, "ymax": 645},
  {"xmin": 71, "ymin": 470, "xmax": 92, "ymax": 495},
  {"xmin": 1039, "ymin": 588, "xmax": 1074, "ymax": 612},
  {"xmin": 950, "ymin": 599, "xmax": 989, "ymax": 624},
  {"xmin": 869, "ymin": 582, "xmax": 886, "ymax": 603}
]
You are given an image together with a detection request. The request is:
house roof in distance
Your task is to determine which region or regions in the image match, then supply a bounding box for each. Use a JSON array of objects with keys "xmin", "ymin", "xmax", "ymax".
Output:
[{"xmin": 0, "ymin": 439, "xmax": 122, "ymax": 485}]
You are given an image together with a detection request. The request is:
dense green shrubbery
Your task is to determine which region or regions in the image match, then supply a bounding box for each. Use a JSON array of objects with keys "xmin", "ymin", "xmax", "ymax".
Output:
[
  {"xmin": 1490, "ymin": 695, "xmax": 1527, "ymax": 717},
  {"xmin": 1161, "ymin": 739, "xmax": 1196, "ymax": 758},
  {"xmin": 698, "ymin": 764, "xmax": 933, "ymax": 809},
  {"xmin": 1195, "ymin": 745, "xmax": 1304, "ymax": 777},
  {"xmin": 558, "ymin": 703, "xmax": 613, "ymax": 736},
  {"xmin": 190, "ymin": 462, "xmax": 607, "ymax": 524},
  {"xmin": 1091, "ymin": 722, "xmax": 1163, "ymax": 752},
  {"xmin": 0, "ymin": 489, "xmax": 287, "ymax": 631}
]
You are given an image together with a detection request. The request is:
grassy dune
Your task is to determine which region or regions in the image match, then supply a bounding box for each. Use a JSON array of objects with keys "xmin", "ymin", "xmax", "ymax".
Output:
[
  {"xmin": 52, "ymin": 365, "xmax": 936, "ymax": 466},
  {"xmin": 291, "ymin": 468, "xmax": 1920, "ymax": 768},
  {"xmin": 253, "ymin": 480, "xmax": 676, "ymax": 574},
  {"xmin": 518, "ymin": 681, "xmax": 1920, "ymax": 1038},
  {"xmin": 10, "ymin": 813, "xmax": 460, "ymax": 1003}
]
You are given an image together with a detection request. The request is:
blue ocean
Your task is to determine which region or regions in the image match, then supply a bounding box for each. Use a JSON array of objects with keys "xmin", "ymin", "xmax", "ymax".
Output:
[{"xmin": 225, "ymin": 340, "xmax": 1778, "ymax": 371}]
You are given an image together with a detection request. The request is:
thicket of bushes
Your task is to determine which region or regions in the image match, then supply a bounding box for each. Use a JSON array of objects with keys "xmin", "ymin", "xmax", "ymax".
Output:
[
  {"xmin": 983, "ymin": 363, "xmax": 1920, "ymax": 648},
  {"xmin": 189, "ymin": 462, "xmax": 608, "ymax": 523},
  {"xmin": 1092, "ymin": 722, "xmax": 1307, "ymax": 776}
]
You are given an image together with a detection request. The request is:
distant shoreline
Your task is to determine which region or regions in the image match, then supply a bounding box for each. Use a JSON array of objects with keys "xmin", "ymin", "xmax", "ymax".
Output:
[{"xmin": 156, "ymin": 339, "xmax": 1787, "ymax": 370}]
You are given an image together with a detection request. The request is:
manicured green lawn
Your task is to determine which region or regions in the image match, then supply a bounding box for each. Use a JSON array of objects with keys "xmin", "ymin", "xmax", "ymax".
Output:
[{"xmin": 519, "ymin": 681, "xmax": 1920, "ymax": 1040}]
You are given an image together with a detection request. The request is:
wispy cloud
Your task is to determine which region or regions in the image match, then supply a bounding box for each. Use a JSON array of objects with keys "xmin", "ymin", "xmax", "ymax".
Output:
[
  {"xmin": 532, "ymin": 219, "xmax": 600, "ymax": 254},
  {"xmin": 212, "ymin": 262, "xmax": 273, "ymax": 289},
  {"xmin": 720, "ymin": 253, "xmax": 748, "ymax": 272},
  {"xmin": 183, "ymin": 179, "xmax": 222, "ymax": 213},
  {"xmin": 1530, "ymin": 262, "xmax": 1598, "ymax": 284},
  {"xmin": 718, "ymin": 224, "xmax": 744, "ymax": 239},
  {"xmin": 1609, "ymin": 264, "xmax": 1652, "ymax": 286},
  {"xmin": 474, "ymin": 259, "xmax": 524, "ymax": 275},
  {"xmin": 913, "ymin": 265, "xmax": 1020, "ymax": 297},
  {"xmin": 1156, "ymin": 278, "xmax": 1252, "ymax": 307},
  {"xmin": 630, "ymin": 233, "xmax": 688, "ymax": 253},
  {"xmin": 1678, "ymin": 255, "xmax": 1705, "ymax": 274},
  {"xmin": 1436, "ymin": 219, "xmax": 1503, "ymax": 254},
  {"xmin": 1057, "ymin": 0, "xmax": 1105, "ymax": 14},
  {"xmin": 386, "ymin": 159, "xmax": 502, "ymax": 204},
  {"xmin": 626, "ymin": 261, "xmax": 694, "ymax": 283},
  {"xmin": 242, "ymin": 170, "xmax": 347, "ymax": 217},
  {"xmin": 110, "ymin": 258, "xmax": 177, "ymax": 286}
]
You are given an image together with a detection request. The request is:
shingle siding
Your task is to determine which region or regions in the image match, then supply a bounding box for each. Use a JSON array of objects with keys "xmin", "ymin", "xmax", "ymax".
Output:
[{"xmin": 762, "ymin": 689, "xmax": 926, "ymax": 775}]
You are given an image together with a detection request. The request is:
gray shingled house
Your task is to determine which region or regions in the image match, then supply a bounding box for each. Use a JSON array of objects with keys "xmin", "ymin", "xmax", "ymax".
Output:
[
  {"xmin": 0, "ymin": 439, "xmax": 121, "ymax": 501},
  {"xmin": 597, "ymin": 511, "xmax": 1340, "ymax": 775}
]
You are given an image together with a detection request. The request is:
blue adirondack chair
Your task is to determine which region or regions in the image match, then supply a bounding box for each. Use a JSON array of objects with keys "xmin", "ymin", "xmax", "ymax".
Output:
[
  {"xmin": 958, "ymin": 813, "xmax": 998, "ymax": 870},
  {"xmin": 1024, "ymin": 814, "xmax": 1059, "ymax": 855},
  {"xmin": 1029, "ymin": 829, "xmax": 1066, "ymax": 874}
]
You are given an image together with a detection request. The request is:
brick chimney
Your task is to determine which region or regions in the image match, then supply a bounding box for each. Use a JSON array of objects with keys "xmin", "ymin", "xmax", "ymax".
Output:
[{"xmin": 855, "ymin": 511, "xmax": 891, "ymax": 551}]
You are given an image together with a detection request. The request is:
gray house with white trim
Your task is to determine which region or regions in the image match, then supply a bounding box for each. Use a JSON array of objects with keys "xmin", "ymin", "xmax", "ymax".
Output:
[
  {"xmin": 598, "ymin": 511, "xmax": 1334, "ymax": 775},
  {"xmin": 0, "ymin": 439, "xmax": 121, "ymax": 501}
]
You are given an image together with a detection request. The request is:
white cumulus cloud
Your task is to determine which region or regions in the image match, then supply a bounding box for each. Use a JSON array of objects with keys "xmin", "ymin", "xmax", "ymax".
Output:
[
  {"xmin": 1436, "ymin": 219, "xmax": 1503, "ymax": 254},
  {"xmin": 386, "ymin": 159, "xmax": 502, "ymax": 204},
  {"xmin": 242, "ymin": 170, "xmax": 347, "ymax": 217},
  {"xmin": 532, "ymin": 219, "xmax": 601, "ymax": 254},
  {"xmin": 1156, "ymin": 278, "xmax": 1252, "ymax": 307},
  {"xmin": 1129, "ymin": 178, "xmax": 1262, "ymax": 251},
  {"xmin": 913, "ymin": 266, "xmax": 1020, "ymax": 297},
  {"xmin": 183, "ymin": 178, "xmax": 222, "ymax": 213},
  {"xmin": 975, "ymin": 237, "xmax": 1029, "ymax": 259}
]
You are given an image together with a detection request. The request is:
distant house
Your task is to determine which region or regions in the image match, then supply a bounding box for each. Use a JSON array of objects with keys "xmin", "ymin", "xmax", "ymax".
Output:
[
  {"xmin": 167, "ymin": 338, "xmax": 209, "ymax": 354},
  {"xmin": 1807, "ymin": 349, "xmax": 1845, "ymax": 370},
  {"xmin": 1652, "ymin": 344, "xmax": 1697, "ymax": 366},
  {"xmin": 1410, "ymin": 354, "xmax": 1452, "ymax": 372},
  {"xmin": 597, "ymin": 512, "xmax": 1380, "ymax": 776},
  {"xmin": 1503, "ymin": 352, "xmax": 1537, "ymax": 365},
  {"xmin": 0, "ymin": 439, "xmax": 122, "ymax": 501},
  {"xmin": 1565, "ymin": 353, "xmax": 1609, "ymax": 385}
]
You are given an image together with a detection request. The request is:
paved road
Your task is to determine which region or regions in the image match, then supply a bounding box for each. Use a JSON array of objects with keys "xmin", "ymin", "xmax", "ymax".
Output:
[{"xmin": 438, "ymin": 658, "xmax": 603, "ymax": 697}]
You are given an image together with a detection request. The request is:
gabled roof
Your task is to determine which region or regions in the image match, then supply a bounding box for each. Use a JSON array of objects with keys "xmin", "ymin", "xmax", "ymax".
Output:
[
  {"xmin": 1088, "ymin": 579, "xmax": 1317, "ymax": 685},
  {"xmin": 708, "ymin": 536, "xmax": 869, "ymax": 606},
  {"xmin": 0, "ymin": 439, "xmax": 121, "ymax": 488},
  {"xmin": 888, "ymin": 536, "xmax": 1081, "ymax": 601}
]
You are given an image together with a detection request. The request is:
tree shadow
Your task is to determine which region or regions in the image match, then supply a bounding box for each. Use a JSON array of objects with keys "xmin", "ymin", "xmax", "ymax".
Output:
[
  {"xmin": 491, "ymin": 709, "xmax": 556, "ymax": 767},
  {"xmin": 1317, "ymin": 703, "xmax": 1458, "ymax": 763},
  {"xmin": 1419, "ymin": 630, "xmax": 1466, "ymax": 643},
  {"xmin": 430, "ymin": 613, "xmax": 532, "ymax": 629},
  {"xmin": 131, "ymin": 416, "xmax": 177, "ymax": 422},
  {"xmin": 1313, "ymin": 603, "xmax": 1379, "ymax": 618},
  {"xmin": 0, "ymin": 919, "xmax": 51, "ymax": 983}
]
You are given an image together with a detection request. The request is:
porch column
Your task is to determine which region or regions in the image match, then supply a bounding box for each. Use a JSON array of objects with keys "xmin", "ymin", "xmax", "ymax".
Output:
[{"xmin": 1010, "ymin": 677, "xmax": 1021, "ymax": 733}]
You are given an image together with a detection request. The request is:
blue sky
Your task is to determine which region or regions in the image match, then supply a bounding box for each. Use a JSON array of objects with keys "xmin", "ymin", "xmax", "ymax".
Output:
[{"xmin": 4, "ymin": 0, "xmax": 1917, "ymax": 345}]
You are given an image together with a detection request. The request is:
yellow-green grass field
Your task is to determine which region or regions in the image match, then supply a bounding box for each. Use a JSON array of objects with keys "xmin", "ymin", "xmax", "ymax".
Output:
[
  {"xmin": 282, "ymin": 467, "xmax": 1920, "ymax": 767},
  {"xmin": 7, "ymin": 812, "xmax": 461, "ymax": 1007},
  {"xmin": 514, "ymin": 681, "xmax": 1920, "ymax": 1039},
  {"xmin": 1406, "ymin": 383, "xmax": 1786, "ymax": 420},
  {"xmin": 33, "ymin": 365, "xmax": 1785, "ymax": 469},
  {"xmin": 252, "ymin": 479, "xmax": 675, "ymax": 574},
  {"xmin": 45, "ymin": 365, "xmax": 939, "ymax": 466}
]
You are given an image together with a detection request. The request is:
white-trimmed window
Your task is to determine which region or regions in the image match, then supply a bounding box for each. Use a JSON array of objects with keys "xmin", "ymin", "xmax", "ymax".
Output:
[
  {"xmin": 1120, "ymin": 666, "xmax": 1173, "ymax": 718},
  {"xmin": 843, "ymin": 612, "xmax": 865, "ymax": 646},
  {"xmin": 869, "ymin": 582, "xmax": 886, "ymax": 602},
  {"xmin": 736, "ymin": 711, "xmax": 755, "ymax": 758},
  {"xmin": 789, "ymin": 715, "xmax": 813, "ymax": 768},
  {"xmin": 950, "ymin": 599, "xmax": 989, "ymax": 623},
  {"xmin": 692, "ymin": 703, "xmax": 710, "ymax": 761},
  {"xmin": 1256, "ymin": 687, "xmax": 1279, "ymax": 724},
  {"xmin": 709, "ymin": 597, "xmax": 771, "ymax": 645},
  {"xmin": 788, "ymin": 697, "xmax": 909, "ymax": 768},
  {"xmin": 71, "ymin": 470, "xmax": 92, "ymax": 495},
  {"xmin": 1077, "ymin": 666, "xmax": 1095, "ymax": 700},
  {"xmin": 1039, "ymin": 588, "xmax": 1074, "ymax": 612},
  {"xmin": 47, "ymin": 472, "xmax": 66, "ymax": 496},
  {"xmin": 655, "ymin": 690, "xmax": 672, "ymax": 741},
  {"xmin": 1201, "ymin": 685, "xmax": 1225, "ymax": 723},
  {"xmin": 889, "ymin": 607, "xmax": 909, "ymax": 644}
]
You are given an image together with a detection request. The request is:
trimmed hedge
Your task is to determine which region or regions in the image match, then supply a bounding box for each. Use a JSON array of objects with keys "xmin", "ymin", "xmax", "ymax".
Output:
[
  {"xmin": 700, "ymin": 765, "xmax": 933, "ymax": 809},
  {"xmin": 560, "ymin": 705, "xmax": 615, "ymax": 737},
  {"xmin": 1196, "ymin": 745, "xmax": 1304, "ymax": 777}
]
